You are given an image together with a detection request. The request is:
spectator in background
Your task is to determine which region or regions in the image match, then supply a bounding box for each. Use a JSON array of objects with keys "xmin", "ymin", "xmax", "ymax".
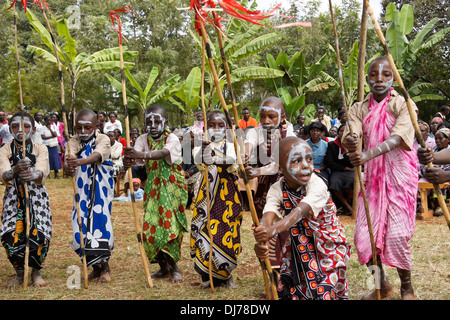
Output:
[
  {"xmin": 103, "ymin": 111, "xmax": 122, "ymax": 134},
  {"xmin": 306, "ymin": 121, "xmax": 329, "ymax": 181},
  {"xmin": 0, "ymin": 112, "xmax": 8, "ymax": 145},
  {"xmin": 97, "ymin": 111, "xmax": 107, "ymax": 133},
  {"xmin": 32, "ymin": 112, "xmax": 44, "ymax": 144},
  {"xmin": 325, "ymin": 124, "xmax": 354, "ymax": 215},
  {"xmin": 433, "ymin": 105, "xmax": 450, "ymax": 121},
  {"xmin": 311, "ymin": 106, "xmax": 332, "ymax": 131},
  {"xmin": 41, "ymin": 115, "xmax": 61, "ymax": 178},
  {"xmin": 238, "ymin": 107, "xmax": 258, "ymax": 129},
  {"xmin": 113, "ymin": 128, "xmax": 127, "ymax": 155},
  {"xmin": 430, "ymin": 117, "xmax": 443, "ymax": 138}
]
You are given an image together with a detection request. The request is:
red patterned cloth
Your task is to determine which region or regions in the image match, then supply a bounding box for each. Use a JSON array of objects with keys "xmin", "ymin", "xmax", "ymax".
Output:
[{"xmin": 277, "ymin": 178, "xmax": 351, "ymax": 300}]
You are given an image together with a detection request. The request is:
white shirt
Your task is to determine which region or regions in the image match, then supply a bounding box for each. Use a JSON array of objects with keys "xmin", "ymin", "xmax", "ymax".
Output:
[
  {"xmin": 263, "ymin": 174, "xmax": 330, "ymax": 220},
  {"xmin": 103, "ymin": 120, "xmax": 123, "ymax": 135}
]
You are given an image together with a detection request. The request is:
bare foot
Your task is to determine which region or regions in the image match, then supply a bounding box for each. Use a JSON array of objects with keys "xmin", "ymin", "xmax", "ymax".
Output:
[
  {"xmin": 226, "ymin": 276, "xmax": 237, "ymax": 289},
  {"xmin": 32, "ymin": 269, "xmax": 48, "ymax": 288},
  {"xmin": 97, "ymin": 263, "xmax": 111, "ymax": 284},
  {"xmin": 361, "ymin": 285, "xmax": 394, "ymax": 300},
  {"xmin": 170, "ymin": 270, "xmax": 183, "ymax": 283},
  {"xmin": 401, "ymin": 288, "xmax": 417, "ymax": 300},
  {"xmin": 151, "ymin": 268, "xmax": 170, "ymax": 279},
  {"xmin": 88, "ymin": 265, "xmax": 102, "ymax": 282},
  {"xmin": 7, "ymin": 275, "xmax": 24, "ymax": 289}
]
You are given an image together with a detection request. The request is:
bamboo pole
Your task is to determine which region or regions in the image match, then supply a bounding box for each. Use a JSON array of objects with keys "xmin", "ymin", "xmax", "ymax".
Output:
[
  {"xmin": 199, "ymin": 22, "xmax": 277, "ymax": 300},
  {"xmin": 12, "ymin": 3, "xmax": 30, "ymax": 291},
  {"xmin": 352, "ymin": 0, "xmax": 369, "ymax": 219},
  {"xmin": 329, "ymin": 0, "xmax": 380, "ymax": 300},
  {"xmin": 36, "ymin": 4, "xmax": 89, "ymax": 289},
  {"xmin": 365, "ymin": 0, "xmax": 450, "ymax": 231},
  {"xmin": 200, "ymin": 36, "xmax": 215, "ymax": 292}
]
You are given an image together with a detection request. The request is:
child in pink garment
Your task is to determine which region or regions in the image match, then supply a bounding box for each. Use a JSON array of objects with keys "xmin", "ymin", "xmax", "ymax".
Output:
[{"xmin": 343, "ymin": 56, "xmax": 418, "ymax": 300}]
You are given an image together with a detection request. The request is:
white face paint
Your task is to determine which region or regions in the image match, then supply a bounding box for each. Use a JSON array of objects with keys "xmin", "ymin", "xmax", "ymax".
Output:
[
  {"xmin": 10, "ymin": 116, "xmax": 33, "ymax": 142},
  {"xmin": 286, "ymin": 143, "xmax": 313, "ymax": 185},
  {"xmin": 259, "ymin": 105, "xmax": 282, "ymax": 130},
  {"xmin": 368, "ymin": 63, "xmax": 393, "ymax": 95},
  {"xmin": 146, "ymin": 112, "xmax": 166, "ymax": 138},
  {"xmin": 77, "ymin": 120, "xmax": 95, "ymax": 141},
  {"xmin": 206, "ymin": 113, "xmax": 227, "ymax": 142}
]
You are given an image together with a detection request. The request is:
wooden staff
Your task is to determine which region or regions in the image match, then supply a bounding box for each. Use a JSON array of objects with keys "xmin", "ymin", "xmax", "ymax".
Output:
[
  {"xmin": 199, "ymin": 22, "xmax": 278, "ymax": 300},
  {"xmin": 32, "ymin": 2, "xmax": 89, "ymax": 289},
  {"xmin": 329, "ymin": 0, "xmax": 381, "ymax": 300},
  {"xmin": 111, "ymin": 7, "xmax": 153, "ymax": 287},
  {"xmin": 200, "ymin": 36, "xmax": 215, "ymax": 292},
  {"xmin": 10, "ymin": 2, "xmax": 31, "ymax": 291},
  {"xmin": 365, "ymin": 0, "xmax": 450, "ymax": 231},
  {"xmin": 352, "ymin": 0, "xmax": 369, "ymax": 219}
]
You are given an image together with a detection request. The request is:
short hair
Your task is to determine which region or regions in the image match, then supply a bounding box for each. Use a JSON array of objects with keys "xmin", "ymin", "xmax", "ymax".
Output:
[
  {"xmin": 260, "ymin": 96, "xmax": 285, "ymax": 114},
  {"xmin": 206, "ymin": 110, "xmax": 226, "ymax": 122},
  {"xmin": 145, "ymin": 104, "xmax": 168, "ymax": 120},
  {"xmin": 440, "ymin": 105, "xmax": 450, "ymax": 112},
  {"xmin": 11, "ymin": 111, "xmax": 35, "ymax": 127},
  {"xmin": 76, "ymin": 108, "xmax": 97, "ymax": 121},
  {"xmin": 309, "ymin": 121, "xmax": 326, "ymax": 132},
  {"xmin": 242, "ymin": 107, "xmax": 250, "ymax": 112}
]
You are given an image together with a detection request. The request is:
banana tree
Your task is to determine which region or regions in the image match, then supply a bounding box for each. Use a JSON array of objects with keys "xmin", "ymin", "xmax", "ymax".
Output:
[
  {"xmin": 264, "ymin": 51, "xmax": 336, "ymax": 121},
  {"xmin": 385, "ymin": 3, "xmax": 450, "ymax": 102},
  {"xmin": 26, "ymin": 9, "xmax": 138, "ymax": 122},
  {"xmin": 189, "ymin": 17, "xmax": 285, "ymax": 110},
  {"xmin": 105, "ymin": 66, "xmax": 184, "ymax": 116}
]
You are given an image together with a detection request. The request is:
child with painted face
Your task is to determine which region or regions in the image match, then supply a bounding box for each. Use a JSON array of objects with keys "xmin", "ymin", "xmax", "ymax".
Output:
[
  {"xmin": 65, "ymin": 109, "xmax": 115, "ymax": 284},
  {"xmin": 243, "ymin": 97, "xmax": 296, "ymax": 219},
  {"xmin": 190, "ymin": 111, "xmax": 243, "ymax": 289},
  {"xmin": 0, "ymin": 111, "xmax": 52, "ymax": 288},
  {"xmin": 123, "ymin": 104, "xmax": 188, "ymax": 283},
  {"xmin": 342, "ymin": 56, "xmax": 419, "ymax": 300},
  {"xmin": 253, "ymin": 136, "xmax": 351, "ymax": 300}
]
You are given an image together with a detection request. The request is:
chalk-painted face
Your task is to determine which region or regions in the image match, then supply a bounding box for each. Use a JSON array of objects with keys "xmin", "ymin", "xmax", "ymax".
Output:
[
  {"xmin": 145, "ymin": 111, "xmax": 167, "ymax": 138},
  {"xmin": 259, "ymin": 104, "xmax": 283, "ymax": 130},
  {"xmin": 75, "ymin": 116, "xmax": 96, "ymax": 142},
  {"xmin": 367, "ymin": 62, "xmax": 394, "ymax": 98},
  {"xmin": 282, "ymin": 142, "xmax": 314, "ymax": 187},
  {"xmin": 10, "ymin": 116, "xmax": 33, "ymax": 142},
  {"xmin": 207, "ymin": 113, "xmax": 227, "ymax": 142}
]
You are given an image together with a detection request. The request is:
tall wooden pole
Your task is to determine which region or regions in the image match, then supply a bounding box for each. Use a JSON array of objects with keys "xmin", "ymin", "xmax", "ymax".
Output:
[
  {"xmin": 352, "ymin": 0, "xmax": 369, "ymax": 219},
  {"xmin": 365, "ymin": 0, "xmax": 450, "ymax": 231},
  {"xmin": 111, "ymin": 7, "xmax": 153, "ymax": 287},
  {"xmin": 329, "ymin": 0, "xmax": 380, "ymax": 300},
  {"xmin": 200, "ymin": 36, "xmax": 215, "ymax": 292},
  {"xmin": 12, "ymin": 3, "xmax": 31, "ymax": 291}
]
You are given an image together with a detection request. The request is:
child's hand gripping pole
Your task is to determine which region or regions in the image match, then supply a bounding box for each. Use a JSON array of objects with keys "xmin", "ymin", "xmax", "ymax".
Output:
[
  {"xmin": 364, "ymin": 0, "xmax": 450, "ymax": 231},
  {"xmin": 329, "ymin": 0, "xmax": 381, "ymax": 300}
]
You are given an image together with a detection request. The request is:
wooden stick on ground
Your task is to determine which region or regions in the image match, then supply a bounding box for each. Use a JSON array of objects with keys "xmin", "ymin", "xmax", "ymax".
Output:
[
  {"xmin": 199, "ymin": 22, "xmax": 277, "ymax": 300},
  {"xmin": 329, "ymin": 0, "xmax": 381, "ymax": 300},
  {"xmin": 111, "ymin": 7, "xmax": 153, "ymax": 287},
  {"xmin": 365, "ymin": 0, "xmax": 450, "ymax": 231},
  {"xmin": 33, "ymin": 3, "xmax": 89, "ymax": 289},
  {"xmin": 200, "ymin": 36, "xmax": 215, "ymax": 293},
  {"xmin": 352, "ymin": 0, "xmax": 369, "ymax": 219}
]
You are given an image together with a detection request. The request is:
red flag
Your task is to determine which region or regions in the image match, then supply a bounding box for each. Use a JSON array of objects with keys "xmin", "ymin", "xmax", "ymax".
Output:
[{"xmin": 110, "ymin": 5, "xmax": 133, "ymax": 45}]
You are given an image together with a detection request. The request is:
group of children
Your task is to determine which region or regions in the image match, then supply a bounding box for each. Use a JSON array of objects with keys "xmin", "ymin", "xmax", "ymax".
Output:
[{"xmin": 0, "ymin": 57, "xmax": 423, "ymax": 300}]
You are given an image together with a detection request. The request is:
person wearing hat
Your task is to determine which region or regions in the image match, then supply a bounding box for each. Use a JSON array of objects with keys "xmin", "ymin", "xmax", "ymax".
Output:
[{"xmin": 306, "ymin": 121, "xmax": 329, "ymax": 181}]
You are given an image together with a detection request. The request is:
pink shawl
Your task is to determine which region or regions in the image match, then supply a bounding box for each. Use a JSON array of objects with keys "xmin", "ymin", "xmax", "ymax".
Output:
[{"xmin": 355, "ymin": 89, "xmax": 417, "ymax": 270}]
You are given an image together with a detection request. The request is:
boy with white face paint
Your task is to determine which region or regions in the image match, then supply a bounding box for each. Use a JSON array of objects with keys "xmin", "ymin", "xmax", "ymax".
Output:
[
  {"xmin": 0, "ymin": 111, "xmax": 52, "ymax": 288},
  {"xmin": 65, "ymin": 108, "xmax": 115, "ymax": 284},
  {"xmin": 253, "ymin": 136, "xmax": 351, "ymax": 300},
  {"xmin": 242, "ymin": 97, "xmax": 296, "ymax": 220},
  {"xmin": 123, "ymin": 104, "xmax": 188, "ymax": 284},
  {"xmin": 342, "ymin": 56, "xmax": 419, "ymax": 300}
]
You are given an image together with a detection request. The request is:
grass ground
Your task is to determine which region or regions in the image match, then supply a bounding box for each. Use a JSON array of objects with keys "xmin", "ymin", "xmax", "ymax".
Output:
[{"xmin": 0, "ymin": 177, "xmax": 448, "ymax": 300}]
